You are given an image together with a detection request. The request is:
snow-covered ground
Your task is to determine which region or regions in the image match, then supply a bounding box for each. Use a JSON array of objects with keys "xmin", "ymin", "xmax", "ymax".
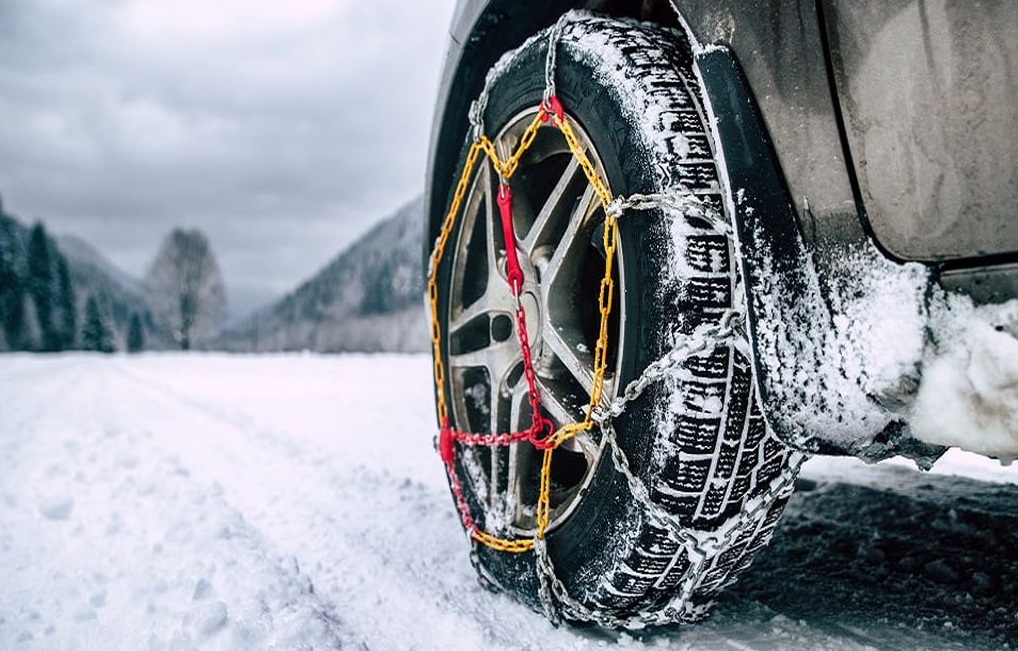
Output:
[{"xmin": 1, "ymin": 354, "xmax": 1016, "ymax": 650}]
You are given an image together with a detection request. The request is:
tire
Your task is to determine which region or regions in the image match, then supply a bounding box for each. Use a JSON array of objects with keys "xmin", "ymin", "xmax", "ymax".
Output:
[{"xmin": 432, "ymin": 13, "xmax": 799, "ymax": 625}]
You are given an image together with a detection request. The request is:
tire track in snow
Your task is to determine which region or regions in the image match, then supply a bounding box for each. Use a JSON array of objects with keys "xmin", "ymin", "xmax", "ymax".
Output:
[
  {"xmin": 101, "ymin": 359, "xmax": 609, "ymax": 651},
  {"xmin": 5, "ymin": 355, "xmax": 1015, "ymax": 650},
  {"xmin": 0, "ymin": 358, "xmax": 350, "ymax": 650},
  {"xmin": 100, "ymin": 356, "xmax": 914, "ymax": 651}
]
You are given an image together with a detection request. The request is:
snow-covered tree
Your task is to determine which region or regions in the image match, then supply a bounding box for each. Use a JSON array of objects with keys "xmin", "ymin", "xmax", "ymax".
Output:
[
  {"xmin": 145, "ymin": 229, "xmax": 226, "ymax": 350},
  {"xmin": 127, "ymin": 313, "xmax": 144, "ymax": 353},
  {"xmin": 27, "ymin": 222, "xmax": 57, "ymax": 351},
  {"xmin": 81, "ymin": 295, "xmax": 115, "ymax": 353},
  {"xmin": 54, "ymin": 255, "xmax": 76, "ymax": 349},
  {"xmin": 0, "ymin": 217, "xmax": 25, "ymax": 350}
]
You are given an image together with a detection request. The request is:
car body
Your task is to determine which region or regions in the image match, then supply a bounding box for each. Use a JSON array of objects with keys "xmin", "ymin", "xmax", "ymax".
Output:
[{"xmin": 425, "ymin": 0, "xmax": 1018, "ymax": 460}]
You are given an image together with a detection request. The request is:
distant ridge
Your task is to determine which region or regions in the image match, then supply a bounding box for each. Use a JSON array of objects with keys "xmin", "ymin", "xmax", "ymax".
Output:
[
  {"xmin": 217, "ymin": 198, "xmax": 428, "ymax": 353},
  {"xmin": 55, "ymin": 233, "xmax": 143, "ymax": 295}
]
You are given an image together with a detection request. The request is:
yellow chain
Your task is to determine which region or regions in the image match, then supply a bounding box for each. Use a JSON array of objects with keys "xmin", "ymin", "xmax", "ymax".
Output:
[
  {"xmin": 429, "ymin": 106, "xmax": 620, "ymax": 552},
  {"xmin": 535, "ymin": 114, "xmax": 618, "ymax": 538}
]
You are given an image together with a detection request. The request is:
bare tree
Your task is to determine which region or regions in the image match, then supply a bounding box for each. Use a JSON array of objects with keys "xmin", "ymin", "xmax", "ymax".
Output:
[{"xmin": 145, "ymin": 229, "xmax": 226, "ymax": 350}]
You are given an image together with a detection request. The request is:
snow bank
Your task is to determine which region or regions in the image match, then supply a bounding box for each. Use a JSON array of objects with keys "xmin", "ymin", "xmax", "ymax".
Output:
[{"xmin": 912, "ymin": 299, "xmax": 1018, "ymax": 461}]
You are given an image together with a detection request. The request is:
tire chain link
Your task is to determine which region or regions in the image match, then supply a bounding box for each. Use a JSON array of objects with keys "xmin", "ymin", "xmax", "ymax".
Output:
[
  {"xmin": 455, "ymin": 12, "xmax": 810, "ymax": 628},
  {"xmin": 531, "ymin": 313, "xmax": 808, "ymax": 629}
]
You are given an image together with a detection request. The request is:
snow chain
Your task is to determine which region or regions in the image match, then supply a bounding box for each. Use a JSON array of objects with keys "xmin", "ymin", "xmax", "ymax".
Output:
[{"xmin": 428, "ymin": 14, "xmax": 809, "ymax": 627}]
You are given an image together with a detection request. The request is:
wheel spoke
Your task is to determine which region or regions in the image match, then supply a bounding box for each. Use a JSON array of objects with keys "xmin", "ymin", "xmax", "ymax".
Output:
[
  {"xmin": 489, "ymin": 354, "xmax": 521, "ymax": 433},
  {"xmin": 488, "ymin": 367, "xmax": 516, "ymax": 511},
  {"xmin": 542, "ymin": 324, "xmax": 595, "ymax": 396},
  {"xmin": 482, "ymin": 165, "xmax": 506, "ymax": 284},
  {"xmin": 508, "ymin": 379, "xmax": 529, "ymax": 426},
  {"xmin": 506, "ymin": 382, "xmax": 530, "ymax": 524},
  {"xmin": 449, "ymin": 291, "xmax": 513, "ymax": 337},
  {"xmin": 541, "ymin": 183, "xmax": 598, "ymax": 291},
  {"xmin": 520, "ymin": 157, "xmax": 583, "ymax": 256},
  {"xmin": 533, "ymin": 375, "xmax": 581, "ymax": 424},
  {"xmin": 450, "ymin": 339, "xmax": 518, "ymax": 379}
]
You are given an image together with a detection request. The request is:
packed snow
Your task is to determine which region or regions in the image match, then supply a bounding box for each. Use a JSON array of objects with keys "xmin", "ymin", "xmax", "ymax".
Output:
[
  {"xmin": 1, "ymin": 354, "xmax": 1017, "ymax": 650},
  {"xmin": 912, "ymin": 297, "xmax": 1018, "ymax": 460},
  {"xmin": 737, "ymin": 225, "xmax": 1018, "ymax": 462}
]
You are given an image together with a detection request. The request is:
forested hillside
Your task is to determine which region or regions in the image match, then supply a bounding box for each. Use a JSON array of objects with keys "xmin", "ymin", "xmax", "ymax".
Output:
[
  {"xmin": 218, "ymin": 198, "xmax": 428, "ymax": 353},
  {"xmin": 0, "ymin": 197, "xmax": 161, "ymax": 352}
]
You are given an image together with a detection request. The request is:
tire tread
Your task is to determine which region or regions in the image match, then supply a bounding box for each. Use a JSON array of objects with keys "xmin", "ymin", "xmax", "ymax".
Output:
[{"xmin": 557, "ymin": 15, "xmax": 797, "ymax": 619}]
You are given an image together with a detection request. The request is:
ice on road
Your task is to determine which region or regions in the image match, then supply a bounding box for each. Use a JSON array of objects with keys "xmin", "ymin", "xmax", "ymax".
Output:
[{"xmin": 1, "ymin": 354, "xmax": 1016, "ymax": 650}]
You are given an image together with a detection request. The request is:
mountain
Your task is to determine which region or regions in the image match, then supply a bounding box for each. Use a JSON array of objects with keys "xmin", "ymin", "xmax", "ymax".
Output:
[
  {"xmin": 55, "ymin": 232, "xmax": 174, "ymax": 350},
  {"xmin": 218, "ymin": 198, "xmax": 429, "ymax": 353},
  {"xmin": 55, "ymin": 233, "xmax": 143, "ymax": 295}
]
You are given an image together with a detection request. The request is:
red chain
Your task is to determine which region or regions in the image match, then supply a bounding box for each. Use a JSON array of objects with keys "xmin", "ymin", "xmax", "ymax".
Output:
[
  {"xmin": 440, "ymin": 420, "xmax": 478, "ymax": 535},
  {"xmin": 498, "ymin": 183, "xmax": 525, "ymax": 294},
  {"xmin": 514, "ymin": 293, "xmax": 555, "ymax": 449},
  {"xmin": 441, "ymin": 175, "xmax": 554, "ymax": 533}
]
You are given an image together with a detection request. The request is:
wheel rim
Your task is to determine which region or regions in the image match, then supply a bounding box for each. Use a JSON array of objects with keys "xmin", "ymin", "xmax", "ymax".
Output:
[{"xmin": 446, "ymin": 107, "xmax": 625, "ymax": 536}]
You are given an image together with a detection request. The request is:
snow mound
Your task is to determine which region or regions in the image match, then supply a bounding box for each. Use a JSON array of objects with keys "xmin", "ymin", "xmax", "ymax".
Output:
[
  {"xmin": 0, "ymin": 359, "xmax": 348, "ymax": 651},
  {"xmin": 912, "ymin": 299, "xmax": 1018, "ymax": 461}
]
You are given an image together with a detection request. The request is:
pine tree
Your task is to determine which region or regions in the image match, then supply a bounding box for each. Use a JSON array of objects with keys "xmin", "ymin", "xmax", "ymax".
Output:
[
  {"xmin": 0, "ymin": 219, "xmax": 25, "ymax": 350},
  {"xmin": 26, "ymin": 222, "xmax": 57, "ymax": 351},
  {"xmin": 127, "ymin": 313, "xmax": 144, "ymax": 353},
  {"xmin": 55, "ymin": 255, "xmax": 76, "ymax": 350},
  {"xmin": 81, "ymin": 295, "xmax": 115, "ymax": 353}
]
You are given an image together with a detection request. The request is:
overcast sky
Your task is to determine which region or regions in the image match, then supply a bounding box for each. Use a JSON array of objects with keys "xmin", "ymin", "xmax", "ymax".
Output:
[{"xmin": 0, "ymin": 0, "xmax": 456, "ymax": 312}]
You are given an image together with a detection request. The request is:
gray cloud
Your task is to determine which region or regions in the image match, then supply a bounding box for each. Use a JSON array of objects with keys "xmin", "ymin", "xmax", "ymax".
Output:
[{"xmin": 0, "ymin": 0, "xmax": 456, "ymax": 310}]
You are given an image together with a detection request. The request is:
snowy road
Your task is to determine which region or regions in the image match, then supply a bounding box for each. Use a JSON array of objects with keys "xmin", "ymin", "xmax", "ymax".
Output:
[{"xmin": 1, "ymin": 354, "xmax": 1016, "ymax": 650}]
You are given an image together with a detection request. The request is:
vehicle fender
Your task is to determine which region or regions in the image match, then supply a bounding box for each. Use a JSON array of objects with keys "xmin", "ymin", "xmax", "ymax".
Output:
[
  {"xmin": 695, "ymin": 46, "xmax": 938, "ymax": 460},
  {"xmin": 695, "ymin": 48, "xmax": 819, "ymax": 448}
]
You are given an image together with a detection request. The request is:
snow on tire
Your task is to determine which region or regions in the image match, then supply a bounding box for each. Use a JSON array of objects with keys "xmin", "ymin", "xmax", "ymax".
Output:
[{"xmin": 433, "ymin": 12, "xmax": 801, "ymax": 626}]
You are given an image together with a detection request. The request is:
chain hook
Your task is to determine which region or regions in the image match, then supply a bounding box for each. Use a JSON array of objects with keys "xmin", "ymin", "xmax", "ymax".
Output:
[{"xmin": 540, "ymin": 95, "xmax": 565, "ymax": 125}]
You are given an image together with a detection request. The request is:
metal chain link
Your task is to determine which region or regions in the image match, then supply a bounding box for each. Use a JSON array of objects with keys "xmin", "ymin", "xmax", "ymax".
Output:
[
  {"xmin": 607, "ymin": 191, "xmax": 730, "ymax": 234},
  {"xmin": 594, "ymin": 309, "xmax": 740, "ymax": 423},
  {"xmin": 531, "ymin": 311, "xmax": 808, "ymax": 628},
  {"xmin": 543, "ymin": 14, "xmax": 567, "ymax": 103},
  {"xmin": 468, "ymin": 72, "xmax": 495, "ymax": 143},
  {"xmin": 449, "ymin": 13, "xmax": 811, "ymax": 627}
]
